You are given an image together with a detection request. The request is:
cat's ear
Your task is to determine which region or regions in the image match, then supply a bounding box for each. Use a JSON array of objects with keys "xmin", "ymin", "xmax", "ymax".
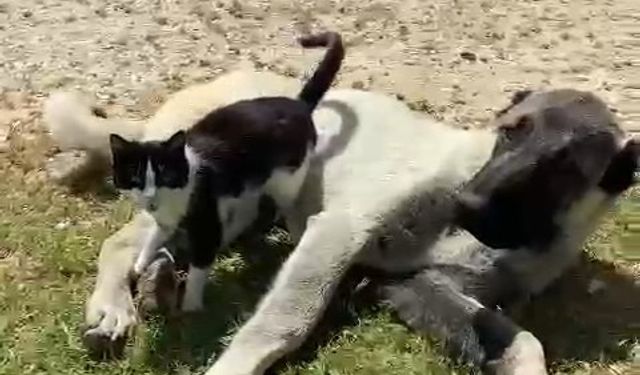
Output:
[
  {"xmin": 109, "ymin": 134, "xmax": 130, "ymax": 154},
  {"xmin": 165, "ymin": 130, "xmax": 186, "ymax": 151}
]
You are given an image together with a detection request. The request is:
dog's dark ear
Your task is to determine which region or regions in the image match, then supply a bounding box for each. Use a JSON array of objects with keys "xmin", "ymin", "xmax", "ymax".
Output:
[
  {"xmin": 541, "ymin": 107, "xmax": 619, "ymax": 177},
  {"xmin": 496, "ymin": 90, "xmax": 534, "ymax": 118},
  {"xmin": 165, "ymin": 130, "xmax": 186, "ymax": 151},
  {"xmin": 510, "ymin": 90, "xmax": 533, "ymax": 105},
  {"xmin": 109, "ymin": 134, "xmax": 130, "ymax": 154},
  {"xmin": 599, "ymin": 138, "xmax": 639, "ymax": 194}
]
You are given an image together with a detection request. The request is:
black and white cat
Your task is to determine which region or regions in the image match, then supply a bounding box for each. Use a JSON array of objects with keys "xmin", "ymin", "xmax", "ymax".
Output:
[{"xmin": 108, "ymin": 32, "xmax": 344, "ymax": 311}]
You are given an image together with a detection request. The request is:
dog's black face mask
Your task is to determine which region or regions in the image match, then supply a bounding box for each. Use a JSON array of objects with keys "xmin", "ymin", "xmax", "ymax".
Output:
[{"xmin": 455, "ymin": 89, "xmax": 638, "ymax": 250}]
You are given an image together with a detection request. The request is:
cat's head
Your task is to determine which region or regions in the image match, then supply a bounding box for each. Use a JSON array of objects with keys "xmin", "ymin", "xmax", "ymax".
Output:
[{"xmin": 109, "ymin": 130, "xmax": 189, "ymax": 211}]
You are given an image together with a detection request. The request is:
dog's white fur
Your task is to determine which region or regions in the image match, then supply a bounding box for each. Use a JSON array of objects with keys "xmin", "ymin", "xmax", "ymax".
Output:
[
  {"xmin": 45, "ymin": 71, "xmax": 628, "ymax": 375},
  {"xmin": 44, "ymin": 71, "xmax": 301, "ymax": 154}
]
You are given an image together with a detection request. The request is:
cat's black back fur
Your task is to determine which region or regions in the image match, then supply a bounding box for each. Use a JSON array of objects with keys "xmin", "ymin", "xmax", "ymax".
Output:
[
  {"xmin": 187, "ymin": 97, "xmax": 316, "ymax": 196},
  {"xmin": 184, "ymin": 32, "xmax": 344, "ymax": 197}
]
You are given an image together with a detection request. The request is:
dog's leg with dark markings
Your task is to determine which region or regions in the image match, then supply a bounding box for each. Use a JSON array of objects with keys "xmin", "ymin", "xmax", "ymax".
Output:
[{"xmin": 379, "ymin": 270, "xmax": 547, "ymax": 375}]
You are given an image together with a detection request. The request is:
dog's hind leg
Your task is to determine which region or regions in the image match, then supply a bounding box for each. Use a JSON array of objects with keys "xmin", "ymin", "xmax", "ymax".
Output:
[
  {"xmin": 205, "ymin": 210, "xmax": 372, "ymax": 375},
  {"xmin": 379, "ymin": 269, "xmax": 548, "ymax": 375}
]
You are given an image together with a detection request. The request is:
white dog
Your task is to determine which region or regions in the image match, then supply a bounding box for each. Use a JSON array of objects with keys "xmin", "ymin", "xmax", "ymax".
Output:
[{"xmin": 44, "ymin": 70, "xmax": 638, "ymax": 375}]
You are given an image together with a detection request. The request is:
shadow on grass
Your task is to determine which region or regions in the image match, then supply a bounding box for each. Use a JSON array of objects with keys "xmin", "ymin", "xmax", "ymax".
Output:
[
  {"xmin": 94, "ymin": 193, "xmax": 639, "ymax": 374},
  {"xmin": 520, "ymin": 193, "xmax": 639, "ymax": 370},
  {"xmin": 268, "ymin": 268, "xmax": 374, "ymax": 375},
  {"xmin": 516, "ymin": 254, "xmax": 640, "ymax": 370},
  {"xmin": 132, "ymin": 239, "xmax": 639, "ymax": 374},
  {"xmin": 131, "ymin": 221, "xmax": 374, "ymax": 374},
  {"xmin": 135, "ymin": 224, "xmax": 296, "ymax": 373}
]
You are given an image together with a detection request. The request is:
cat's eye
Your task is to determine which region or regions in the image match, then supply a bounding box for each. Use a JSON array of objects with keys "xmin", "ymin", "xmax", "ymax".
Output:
[
  {"xmin": 125, "ymin": 163, "xmax": 145, "ymax": 187},
  {"xmin": 161, "ymin": 170, "xmax": 175, "ymax": 183}
]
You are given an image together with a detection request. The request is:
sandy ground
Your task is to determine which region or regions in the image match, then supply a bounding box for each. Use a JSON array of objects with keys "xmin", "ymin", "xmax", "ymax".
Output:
[{"xmin": 0, "ymin": 0, "xmax": 638, "ymax": 137}]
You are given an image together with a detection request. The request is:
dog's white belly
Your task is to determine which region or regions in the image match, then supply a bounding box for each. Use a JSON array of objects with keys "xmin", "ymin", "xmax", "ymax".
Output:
[{"xmin": 299, "ymin": 89, "xmax": 496, "ymax": 263}]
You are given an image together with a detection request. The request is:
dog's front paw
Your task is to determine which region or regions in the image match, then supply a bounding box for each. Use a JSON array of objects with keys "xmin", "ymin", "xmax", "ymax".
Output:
[{"xmin": 83, "ymin": 289, "xmax": 137, "ymax": 359}]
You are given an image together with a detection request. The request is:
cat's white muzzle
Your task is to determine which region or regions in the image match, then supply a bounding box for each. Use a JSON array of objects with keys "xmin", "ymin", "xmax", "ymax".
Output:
[
  {"xmin": 141, "ymin": 186, "xmax": 158, "ymax": 211},
  {"xmin": 144, "ymin": 199, "xmax": 159, "ymax": 212},
  {"xmin": 130, "ymin": 189, "xmax": 159, "ymax": 212}
]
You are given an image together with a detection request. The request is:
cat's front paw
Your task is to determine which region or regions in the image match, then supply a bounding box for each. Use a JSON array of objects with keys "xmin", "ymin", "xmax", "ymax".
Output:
[
  {"xmin": 132, "ymin": 257, "xmax": 147, "ymax": 276},
  {"xmin": 83, "ymin": 289, "xmax": 137, "ymax": 359},
  {"xmin": 181, "ymin": 266, "xmax": 209, "ymax": 313},
  {"xmin": 133, "ymin": 250, "xmax": 158, "ymax": 276}
]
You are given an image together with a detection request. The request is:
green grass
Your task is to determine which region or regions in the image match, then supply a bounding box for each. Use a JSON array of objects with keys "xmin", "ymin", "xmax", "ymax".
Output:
[{"xmin": 0, "ymin": 120, "xmax": 638, "ymax": 375}]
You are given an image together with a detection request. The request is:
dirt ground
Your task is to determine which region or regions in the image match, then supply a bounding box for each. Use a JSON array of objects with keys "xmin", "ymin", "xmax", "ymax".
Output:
[
  {"xmin": 1, "ymin": 0, "xmax": 639, "ymax": 132},
  {"xmin": 0, "ymin": 0, "xmax": 639, "ymax": 374}
]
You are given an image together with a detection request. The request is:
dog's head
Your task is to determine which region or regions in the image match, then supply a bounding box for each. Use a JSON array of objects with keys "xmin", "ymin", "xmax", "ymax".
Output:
[{"xmin": 455, "ymin": 89, "xmax": 638, "ymax": 250}]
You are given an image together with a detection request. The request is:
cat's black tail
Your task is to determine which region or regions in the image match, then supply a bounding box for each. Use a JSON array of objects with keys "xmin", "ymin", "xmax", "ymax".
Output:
[{"xmin": 297, "ymin": 32, "xmax": 345, "ymax": 111}]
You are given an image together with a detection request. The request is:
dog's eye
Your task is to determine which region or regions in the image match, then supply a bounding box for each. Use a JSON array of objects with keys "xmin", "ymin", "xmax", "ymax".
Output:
[
  {"xmin": 503, "ymin": 116, "xmax": 532, "ymax": 140},
  {"xmin": 513, "ymin": 116, "xmax": 531, "ymax": 130}
]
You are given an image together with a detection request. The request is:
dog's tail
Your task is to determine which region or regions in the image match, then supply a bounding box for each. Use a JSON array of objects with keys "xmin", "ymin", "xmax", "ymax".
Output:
[
  {"xmin": 297, "ymin": 32, "xmax": 345, "ymax": 111},
  {"xmin": 43, "ymin": 91, "xmax": 143, "ymax": 159}
]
